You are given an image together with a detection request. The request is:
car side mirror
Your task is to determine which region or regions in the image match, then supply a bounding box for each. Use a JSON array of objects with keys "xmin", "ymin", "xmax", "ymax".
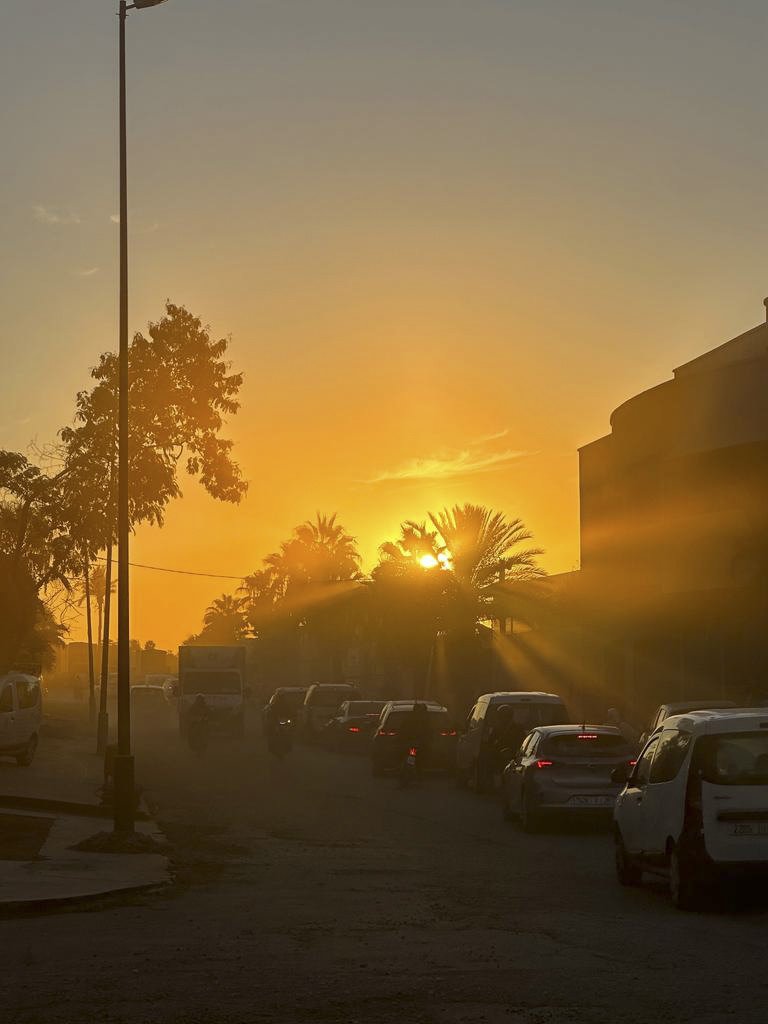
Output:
[{"xmin": 611, "ymin": 764, "xmax": 630, "ymax": 785}]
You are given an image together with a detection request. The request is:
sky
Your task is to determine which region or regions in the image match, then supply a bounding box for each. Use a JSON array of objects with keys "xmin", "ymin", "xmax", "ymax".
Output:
[{"xmin": 2, "ymin": 0, "xmax": 768, "ymax": 651}]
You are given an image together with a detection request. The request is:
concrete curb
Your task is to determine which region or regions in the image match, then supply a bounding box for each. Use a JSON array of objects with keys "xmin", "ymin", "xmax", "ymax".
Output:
[
  {"xmin": 0, "ymin": 793, "xmax": 150, "ymax": 821},
  {"xmin": 0, "ymin": 878, "xmax": 170, "ymax": 915}
]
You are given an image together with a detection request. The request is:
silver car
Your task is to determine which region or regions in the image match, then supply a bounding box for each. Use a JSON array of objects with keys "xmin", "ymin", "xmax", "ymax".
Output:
[{"xmin": 501, "ymin": 725, "xmax": 635, "ymax": 832}]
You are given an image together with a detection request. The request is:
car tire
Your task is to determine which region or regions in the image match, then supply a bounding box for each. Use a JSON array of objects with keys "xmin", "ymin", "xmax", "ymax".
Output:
[
  {"xmin": 669, "ymin": 845, "xmax": 703, "ymax": 911},
  {"xmin": 614, "ymin": 831, "xmax": 642, "ymax": 886},
  {"xmin": 520, "ymin": 788, "xmax": 541, "ymax": 833},
  {"xmin": 16, "ymin": 733, "xmax": 38, "ymax": 767}
]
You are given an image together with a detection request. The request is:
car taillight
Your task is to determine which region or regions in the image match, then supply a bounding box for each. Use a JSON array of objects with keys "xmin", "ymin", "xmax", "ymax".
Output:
[
  {"xmin": 627, "ymin": 759, "xmax": 637, "ymax": 767},
  {"xmin": 408, "ymin": 747, "xmax": 418, "ymax": 756},
  {"xmin": 378, "ymin": 729, "xmax": 397, "ymax": 737},
  {"xmin": 536, "ymin": 760, "xmax": 554, "ymax": 769},
  {"xmin": 348, "ymin": 726, "xmax": 360, "ymax": 733},
  {"xmin": 440, "ymin": 729, "xmax": 457, "ymax": 737}
]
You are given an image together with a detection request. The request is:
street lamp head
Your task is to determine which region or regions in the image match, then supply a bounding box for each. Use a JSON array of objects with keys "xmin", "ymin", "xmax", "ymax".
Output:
[{"xmin": 131, "ymin": 0, "xmax": 169, "ymax": 9}]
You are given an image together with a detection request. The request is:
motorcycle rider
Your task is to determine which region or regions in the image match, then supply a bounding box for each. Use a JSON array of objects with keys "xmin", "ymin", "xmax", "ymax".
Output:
[
  {"xmin": 264, "ymin": 692, "xmax": 294, "ymax": 755},
  {"xmin": 401, "ymin": 702, "xmax": 432, "ymax": 776}
]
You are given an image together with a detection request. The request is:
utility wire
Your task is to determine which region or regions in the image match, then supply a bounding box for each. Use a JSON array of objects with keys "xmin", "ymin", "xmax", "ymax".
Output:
[{"xmin": 93, "ymin": 555, "xmax": 244, "ymax": 581}]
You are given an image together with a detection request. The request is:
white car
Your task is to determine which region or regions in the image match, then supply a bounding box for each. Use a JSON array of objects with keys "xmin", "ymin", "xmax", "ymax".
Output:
[
  {"xmin": 613, "ymin": 709, "xmax": 768, "ymax": 908},
  {"xmin": 0, "ymin": 673, "xmax": 42, "ymax": 766}
]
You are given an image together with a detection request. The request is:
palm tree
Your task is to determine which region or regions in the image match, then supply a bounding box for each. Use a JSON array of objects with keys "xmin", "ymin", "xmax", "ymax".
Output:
[
  {"xmin": 378, "ymin": 520, "xmax": 444, "ymax": 569},
  {"xmin": 267, "ymin": 512, "xmax": 362, "ymax": 589},
  {"xmin": 429, "ymin": 503, "xmax": 544, "ymax": 593},
  {"xmin": 202, "ymin": 593, "xmax": 247, "ymax": 642}
]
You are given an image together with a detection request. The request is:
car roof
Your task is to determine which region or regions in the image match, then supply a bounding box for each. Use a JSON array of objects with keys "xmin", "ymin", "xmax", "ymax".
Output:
[
  {"xmin": 662, "ymin": 708, "xmax": 768, "ymax": 735},
  {"xmin": 534, "ymin": 724, "xmax": 622, "ymax": 737},
  {"xmin": 383, "ymin": 702, "xmax": 447, "ymax": 714},
  {"xmin": 481, "ymin": 691, "xmax": 564, "ymax": 705},
  {"xmin": 274, "ymin": 686, "xmax": 306, "ymax": 693},
  {"xmin": 658, "ymin": 700, "xmax": 736, "ymax": 714}
]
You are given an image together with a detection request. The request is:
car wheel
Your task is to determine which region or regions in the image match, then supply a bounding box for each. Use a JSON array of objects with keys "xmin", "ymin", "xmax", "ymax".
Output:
[
  {"xmin": 520, "ymin": 788, "xmax": 541, "ymax": 833},
  {"xmin": 614, "ymin": 831, "xmax": 642, "ymax": 886},
  {"xmin": 16, "ymin": 733, "xmax": 38, "ymax": 767},
  {"xmin": 669, "ymin": 845, "xmax": 703, "ymax": 911}
]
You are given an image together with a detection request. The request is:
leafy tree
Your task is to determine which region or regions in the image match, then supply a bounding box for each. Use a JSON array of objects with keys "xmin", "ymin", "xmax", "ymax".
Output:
[{"xmin": 60, "ymin": 302, "xmax": 247, "ymax": 542}]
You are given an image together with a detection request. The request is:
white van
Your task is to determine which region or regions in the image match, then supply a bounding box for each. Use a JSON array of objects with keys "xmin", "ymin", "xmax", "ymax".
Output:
[
  {"xmin": 0, "ymin": 673, "xmax": 42, "ymax": 766},
  {"xmin": 613, "ymin": 709, "xmax": 768, "ymax": 908}
]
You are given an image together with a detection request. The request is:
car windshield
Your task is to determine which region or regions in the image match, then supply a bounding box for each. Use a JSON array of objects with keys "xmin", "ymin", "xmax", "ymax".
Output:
[
  {"xmin": 347, "ymin": 701, "xmax": 385, "ymax": 716},
  {"xmin": 542, "ymin": 733, "xmax": 631, "ymax": 758},
  {"xmin": 697, "ymin": 733, "xmax": 768, "ymax": 786},
  {"xmin": 308, "ymin": 687, "xmax": 359, "ymax": 707},
  {"xmin": 182, "ymin": 671, "xmax": 241, "ymax": 695}
]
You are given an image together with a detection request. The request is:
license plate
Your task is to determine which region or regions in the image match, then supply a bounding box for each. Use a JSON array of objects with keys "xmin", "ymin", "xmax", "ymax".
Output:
[
  {"xmin": 569, "ymin": 795, "xmax": 614, "ymax": 808},
  {"xmin": 731, "ymin": 822, "xmax": 768, "ymax": 837}
]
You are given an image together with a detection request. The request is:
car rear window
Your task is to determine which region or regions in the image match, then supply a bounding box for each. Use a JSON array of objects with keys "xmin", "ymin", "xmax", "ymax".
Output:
[
  {"xmin": 347, "ymin": 701, "xmax": 385, "ymax": 716},
  {"xmin": 697, "ymin": 733, "xmax": 768, "ymax": 786},
  {"xmin": 542, "ymin": 733, "xmax": 631, "ymax": 758},
  {"xmin": 308, "ymin": 687, "xmax": 360, "ymax": 707},
  {"xmin": 383, "ymin": 710, "xmax": 450, "ymax": 732}
]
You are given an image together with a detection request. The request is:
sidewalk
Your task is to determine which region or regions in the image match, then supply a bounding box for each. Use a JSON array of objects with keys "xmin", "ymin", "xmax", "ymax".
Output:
[{"xmin": 0, "ymin": 711, "xmax": 170, "ymax": 910}]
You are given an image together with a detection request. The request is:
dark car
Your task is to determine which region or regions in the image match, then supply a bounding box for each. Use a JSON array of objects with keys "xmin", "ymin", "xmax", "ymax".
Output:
[
  {"xmin": 638, "ymin": 699, "xmax": 737, "ymax": 747},
  {"xmin": 501, "ymin": 725, "xmax": 635, "ymax": 832},
  {"xmin": 321, "ymin": 700, "xmax": 388, "ymax": 752},
  {"xmin": 370, "ymin": 702, "xmax": 457, "ymax": 776},
  {"xmin": 261, "ymin": 687, "xmax": 307, "ymax": 734},
  {"xmin": 456, "ymin": 692, "xmax": 570, "ymax": 792}
]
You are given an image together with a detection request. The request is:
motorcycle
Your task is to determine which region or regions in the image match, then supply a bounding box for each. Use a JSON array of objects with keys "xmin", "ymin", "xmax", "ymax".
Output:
[
  {"xmin": 398, "ymin": 745, "xmax": 420, "ymax": 788},
  {"xmin": 268, "ymin": 718, "xmax": 294, "ymax": 758}
]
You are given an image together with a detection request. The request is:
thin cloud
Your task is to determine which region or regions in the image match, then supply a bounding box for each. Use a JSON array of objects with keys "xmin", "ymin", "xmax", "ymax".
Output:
[
  {"xmin": 76, "ymin": 267, "xmax": 99, "ymax": 277},
  {"xmin": 471, "ymin": 427, "xmax": 509, "ymax": 445},
  {"xmin": 367, "ymin": 447, "xmax": 531, "ymax": 484},
  {"xmin": 33, "ymin": 204, "xmax": 80, "ymax": 226}
]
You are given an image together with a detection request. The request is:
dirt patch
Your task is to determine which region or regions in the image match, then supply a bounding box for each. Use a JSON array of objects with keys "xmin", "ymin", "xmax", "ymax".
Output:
[{"xmin": 0, "ymin": 812, "xmax": 54, "ymax": 859}]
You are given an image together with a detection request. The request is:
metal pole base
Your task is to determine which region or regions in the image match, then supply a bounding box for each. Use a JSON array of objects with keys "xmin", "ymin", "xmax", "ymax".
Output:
[
  {"xmin": 113, "ymin": 754, "xmax": 136, "ymax": 834},
  {"xmin": 96, "ymin": 712, "xmax": 109, "ymax": 755}
]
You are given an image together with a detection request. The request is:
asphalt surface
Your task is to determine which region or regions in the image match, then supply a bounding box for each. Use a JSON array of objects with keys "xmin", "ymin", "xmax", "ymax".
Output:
[{"xmin": 2, "ymin": 721, "xmax": 767, "ymax": 1024}]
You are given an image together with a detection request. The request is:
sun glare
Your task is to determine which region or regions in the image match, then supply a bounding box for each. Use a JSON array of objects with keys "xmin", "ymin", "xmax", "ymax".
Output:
[{"xmin": 419, "ymin": 554, "xmax": 439, "ymax": 569}]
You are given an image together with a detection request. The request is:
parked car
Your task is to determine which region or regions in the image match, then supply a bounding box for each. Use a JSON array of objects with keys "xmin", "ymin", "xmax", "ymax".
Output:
[
  {"xmin": 613, "ymin": 708, "xmax": 768, "ymax": 908},
  {"xmin": 456, "ymin": 691, "xmax": 570, "ymax": 792},
  {"xmin": 262, "ymin": 687, "xmax": 307, "ymax": 734},
  {"xmin": 638, "ymin": 700, "xmax": 737, "ymax": 748},
  {"xmin": 300, "ymin": 683, "xmax": 361, "ymax": 741},
  {"xmin": 321, "ymin": 700, "xmax": 388, "ymax": 752},
  {"xmin": 370, "ymin": 702, "xmax": 457, "ymax": 776},
  {"xmin": 0, "ymin": 673, "xmax": 42, "ymax": 766},
  {"xmin": 501, "ymin": 725, "xmax": 633, "ymax": 831}
]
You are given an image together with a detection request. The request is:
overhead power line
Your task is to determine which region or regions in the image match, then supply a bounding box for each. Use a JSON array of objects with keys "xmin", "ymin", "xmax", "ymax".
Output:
[{"xmin": 94, "ymin": 556, "xmax": 244, "ymax": 581}]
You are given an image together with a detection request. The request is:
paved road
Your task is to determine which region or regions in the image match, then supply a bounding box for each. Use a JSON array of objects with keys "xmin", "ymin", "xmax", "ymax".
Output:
[{"xmin": 3, "ymin": 724, "xmax": 767, "ymax": 1024}]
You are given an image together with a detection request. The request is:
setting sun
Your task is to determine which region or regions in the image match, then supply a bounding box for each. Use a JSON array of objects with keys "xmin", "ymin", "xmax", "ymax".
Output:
[{"xmin": 419, "ymin": 555, "xmax": 439, "ymax": 570}]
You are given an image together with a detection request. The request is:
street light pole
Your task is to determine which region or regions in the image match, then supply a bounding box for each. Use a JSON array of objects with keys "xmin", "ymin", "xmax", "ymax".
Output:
[
  {"xmin": 113, "ymin": 0, "xmax": 169, "ymax": 835},
  {"xmin": 113, "ymin": 0, "xmax": 134, "ymax": 834}
]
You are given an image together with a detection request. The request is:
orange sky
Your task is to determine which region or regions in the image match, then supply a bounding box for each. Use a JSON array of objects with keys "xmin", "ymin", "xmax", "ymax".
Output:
[{"xmin": 4, "ymin": 1, "xmax": 768, "ymax": 650}]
